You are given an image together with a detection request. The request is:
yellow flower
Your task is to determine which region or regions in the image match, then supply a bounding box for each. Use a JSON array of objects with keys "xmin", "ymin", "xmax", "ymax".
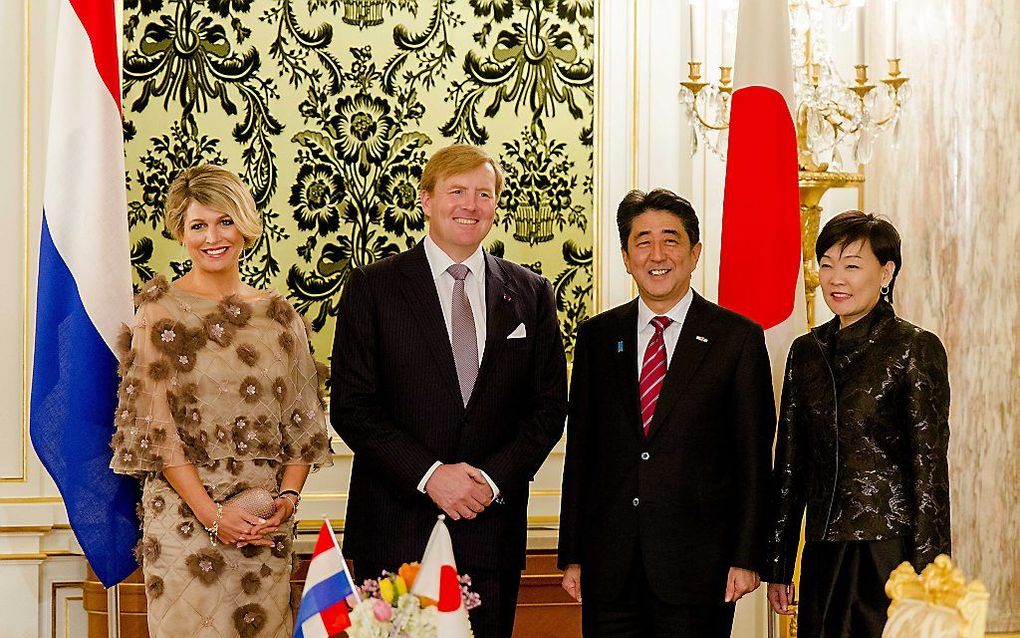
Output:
[
  {"xmin": 395, "ymin": 575, "xmax": 408, "ymax": 597},
  {"xmin": 379, "ymin": 578, "xmax": 395, "ymax": 604}
]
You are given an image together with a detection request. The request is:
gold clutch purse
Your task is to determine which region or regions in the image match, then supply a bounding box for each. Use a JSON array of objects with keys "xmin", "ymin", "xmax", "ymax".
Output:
[{"xmin": 224, "ymin": 487, "xmax": 277, "ymax": 519}]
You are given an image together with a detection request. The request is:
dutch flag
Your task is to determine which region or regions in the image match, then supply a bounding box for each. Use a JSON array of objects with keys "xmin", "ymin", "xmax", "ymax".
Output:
[
  {"xmin": 29, "ymin": 0, "xmax": 140, "ymax": 587},
  {"xmin": 295, "ymin": 520, "xmax": 356, "ymax": 638}
]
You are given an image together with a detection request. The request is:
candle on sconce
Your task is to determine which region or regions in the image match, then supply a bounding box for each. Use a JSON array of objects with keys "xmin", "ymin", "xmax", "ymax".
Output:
[
  {"xmin": 885, "ymin": 0, "xmax": 899, "ymax": 59},
  {"xmin": 689, "ymin": 0, "xmax": 704, "ymax": 61},
  {"xmin": 855, "ymin": 4, "xmax": 866, "ymax": 66},
  {"xmin": 721, "ymin": 8, "xmax": 734, "ymax": 68}
]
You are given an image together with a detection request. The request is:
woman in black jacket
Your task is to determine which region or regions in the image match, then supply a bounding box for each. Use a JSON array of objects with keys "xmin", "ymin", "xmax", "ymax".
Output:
[{"xmin": 765, "ymin": 211, "xmax": 951, "ymax": 638}]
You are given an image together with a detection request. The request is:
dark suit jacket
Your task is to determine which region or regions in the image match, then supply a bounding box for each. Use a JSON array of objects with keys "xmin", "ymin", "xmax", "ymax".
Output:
[
  {"xmin": 331, "ymin": 241, "xmax": 567, "ymax": 572},
  {"xmin": 557, "ymin": 292, "xmax": 775, "ymax": 605}
]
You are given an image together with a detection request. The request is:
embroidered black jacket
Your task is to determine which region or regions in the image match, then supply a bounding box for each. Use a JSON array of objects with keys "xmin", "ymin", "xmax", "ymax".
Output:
[{"xmin": 766, "ymin": 301, "xmax": 951, "ymax": 583}]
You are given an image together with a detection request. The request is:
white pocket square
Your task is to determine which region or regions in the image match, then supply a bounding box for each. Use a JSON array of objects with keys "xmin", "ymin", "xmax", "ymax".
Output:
[{"xmin": 507, "ymin": 323, "xmax": 527, "ymax": 339}]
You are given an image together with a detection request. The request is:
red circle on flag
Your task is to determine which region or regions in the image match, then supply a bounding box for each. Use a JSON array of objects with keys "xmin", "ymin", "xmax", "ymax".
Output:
[{"xmin": 437, "ymin": 565, "xmax": 462, "ymax": 612}]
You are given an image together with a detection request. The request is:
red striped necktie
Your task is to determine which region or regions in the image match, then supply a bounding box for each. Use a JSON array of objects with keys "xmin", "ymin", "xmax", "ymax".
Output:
[{"xmin": 639, "ymin": 315, "xmax": 673, "ymax": 436}]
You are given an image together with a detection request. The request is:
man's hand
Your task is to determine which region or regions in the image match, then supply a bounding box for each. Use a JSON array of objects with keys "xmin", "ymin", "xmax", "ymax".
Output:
[
  {"xmin": 425, "ymin": 463, "xmax": 493, "ymax": 520},
  {"xmin": 724, "ymin": 567, "xmax": 761, "ymax": 603},
  {"xmin": 561, "ymin": 564, "xmax": 582, "ymax": 602},
  {"xmin": 767, "ymin": 582, "xmax": 796, "ymax": 615}
]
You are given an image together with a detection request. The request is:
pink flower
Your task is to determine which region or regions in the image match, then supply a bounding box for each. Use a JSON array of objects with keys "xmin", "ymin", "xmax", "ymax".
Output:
[{"xmin": 372, "ymin": 598, "xmax": 393, "ymax": 622}]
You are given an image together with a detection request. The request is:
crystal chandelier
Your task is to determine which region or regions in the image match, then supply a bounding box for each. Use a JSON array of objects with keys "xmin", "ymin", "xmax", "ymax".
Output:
[{"xmin": 681, "ymin": 0, "xmax": 910, "ymax": 172}]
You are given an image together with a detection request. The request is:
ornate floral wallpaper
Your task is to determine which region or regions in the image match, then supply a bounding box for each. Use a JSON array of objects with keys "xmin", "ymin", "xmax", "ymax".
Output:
[{"xmin": 121, "ymin": 0, "xmax": 595, "ymax": 358}]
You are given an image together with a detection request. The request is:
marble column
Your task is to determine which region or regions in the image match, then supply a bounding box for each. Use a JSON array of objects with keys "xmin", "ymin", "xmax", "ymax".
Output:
[{"xmin": 865, "ymin": 0, "xmax": 1020, "ymax": 631}]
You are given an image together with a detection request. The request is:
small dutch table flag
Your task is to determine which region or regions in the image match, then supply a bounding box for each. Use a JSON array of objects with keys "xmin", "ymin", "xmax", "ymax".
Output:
[{"xmin": 295, "ymin": 519, "xmax": 358, "ymax": 638}]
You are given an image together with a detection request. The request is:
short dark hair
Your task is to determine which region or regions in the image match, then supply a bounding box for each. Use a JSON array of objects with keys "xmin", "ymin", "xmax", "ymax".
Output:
[
  {"xmin": 617, "ymin": 188, "xmax": 700, "ymax": 249},
  {"xmin": 816, "ymin": 210, "xmax": 902, "ymax": 302}
]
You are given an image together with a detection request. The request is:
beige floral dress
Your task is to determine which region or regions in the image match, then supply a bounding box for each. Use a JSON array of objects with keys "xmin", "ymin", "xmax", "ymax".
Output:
[{"xmin": 110, "ymin": 276, "xmax": 333, "ymax": 638}]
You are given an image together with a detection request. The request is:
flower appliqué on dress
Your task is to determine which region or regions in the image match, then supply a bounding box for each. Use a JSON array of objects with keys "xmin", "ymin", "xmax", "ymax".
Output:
[
  {"xmin": 232, "ymin": 603, "xmax": 267, "ymax": 638},
  {"xmin": 218, "ymin": 295, "xmax": 253, "ymax": 327},
  {"xmin": 240, "ymin": 571, "xmax": 261, "ymax": 595},
  {"xmin": 239, "ymin": 377, "xmax": 261, "ymax": 404},
  {"xmin": 272, "ymin": 377, "xmax": 288, "ymax": 403},
  {"xmin": 187, "ymin": 548, "xmax": 225, "ymax": 585},
  {"xmin": 135, "ymin": 275, "xmax": 169, "ymax": 304},
  {"xmin": 177, "ymin": 520, "xmax": 195, "ymax": 539},
  {"xmin": 146, "ymin": 576, "xmax": 164, "ymax": 599},
  {"xmin": 236, "ymin": 343, "xmax": 260, "ymax": 367}
]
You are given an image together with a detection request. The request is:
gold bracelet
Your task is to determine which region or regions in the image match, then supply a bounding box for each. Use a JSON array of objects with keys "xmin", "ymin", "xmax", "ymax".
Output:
[{"xmin": 204, "ymin": 503, "xmax": 223, "ymax": 546}]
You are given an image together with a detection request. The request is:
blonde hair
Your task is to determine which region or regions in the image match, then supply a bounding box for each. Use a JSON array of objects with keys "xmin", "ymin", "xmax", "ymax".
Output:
[
  {"xmin": 419, "ymin": 144, "xmax": 505, "ymax": 199},
  {"xmin": 164, "ymin": 164, "xmax": 262, "ymax": 247}
]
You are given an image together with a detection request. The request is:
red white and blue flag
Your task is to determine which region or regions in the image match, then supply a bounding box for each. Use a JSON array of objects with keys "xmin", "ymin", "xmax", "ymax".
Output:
[
  {"xmin": 719, "ymin": 0, "xmax": 805, "ymax": 386},
  {"xmin": 295, "ymin": 520, "xmax": 356, "ymax": 638},
  {"xmin": 30, "ymin": 0, "xmax": 139, "ymax": 587}
]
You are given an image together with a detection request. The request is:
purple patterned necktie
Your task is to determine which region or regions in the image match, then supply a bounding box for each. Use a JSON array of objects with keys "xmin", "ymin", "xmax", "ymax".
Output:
[{"xmin": 447, "ymin": 264, "xmax": 477, "ymax": 405}]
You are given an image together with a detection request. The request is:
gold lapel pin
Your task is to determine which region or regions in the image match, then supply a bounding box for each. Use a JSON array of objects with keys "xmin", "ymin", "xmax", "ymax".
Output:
[{"xmin": 695, "ymin": 335, "xmax": 708, "ymax": 343}]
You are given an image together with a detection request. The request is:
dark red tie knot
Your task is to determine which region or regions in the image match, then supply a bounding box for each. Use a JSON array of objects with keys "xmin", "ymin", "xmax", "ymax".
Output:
[{"xmin": 651, "ymin": 316, "xmax": 672, "ymax": 333}]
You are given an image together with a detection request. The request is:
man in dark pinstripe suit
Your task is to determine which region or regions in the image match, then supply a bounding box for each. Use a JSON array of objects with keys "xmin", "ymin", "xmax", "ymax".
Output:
[{"xmin": 331, "ymin": 144, "xmax": 568, "ymax": 638}]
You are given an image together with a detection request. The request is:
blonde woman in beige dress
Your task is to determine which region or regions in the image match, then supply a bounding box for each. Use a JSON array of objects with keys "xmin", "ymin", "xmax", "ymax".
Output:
[{"xmin": 110, "ymin": 165, "xmax": 333, "ymax": 637}]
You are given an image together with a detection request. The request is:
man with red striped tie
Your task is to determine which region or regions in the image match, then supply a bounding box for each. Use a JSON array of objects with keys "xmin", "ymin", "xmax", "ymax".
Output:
[{"xmin": 558, "ymin": 189, "xmax": 776, "ymax": 637}]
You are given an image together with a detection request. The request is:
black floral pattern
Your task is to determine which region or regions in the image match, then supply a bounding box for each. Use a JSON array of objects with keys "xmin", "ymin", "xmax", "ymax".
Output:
[
  {"xmin": 330, "ymin": 94, "xmax": 396, "ymax": 163},
  {"xmin": 125, "ymin": 0, "xmax": 593, "ymax": 358},
  {"xmin": 500, "ymin": 121, "xmax": 586, "ymax": 245},
  {"xmin": 290, "ymin": 164, "xmax": 345, "ymax": 235},
  {"xmin": 379, "ymin": 164, "xmax": 425, "ymax": 235}
]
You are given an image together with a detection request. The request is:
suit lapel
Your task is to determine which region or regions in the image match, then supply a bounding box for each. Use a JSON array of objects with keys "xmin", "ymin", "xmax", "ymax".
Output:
[
  {"xmin": 645, "ymin": 292, "xmax": 713, "ymax": 441},
  {"xmin": 613, "ymin": 300, "xmax": 643, "ymax": 437},
  {"xmin": 398, "ymin": 242, "xmax": 461, "ymax": 402},
  {"xmin": 467, "ymin": 252, "xmax": 520, "ymax": 410}
]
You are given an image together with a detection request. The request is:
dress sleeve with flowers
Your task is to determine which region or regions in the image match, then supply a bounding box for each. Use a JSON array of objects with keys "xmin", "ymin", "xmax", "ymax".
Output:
[
  {"xmin": 265, "ymin": 295, "xmax": 333, "ymax": 467},
  {"xmin": 110, "ymin": 277, "xmax": 190, "ymax": 476},
  {"xmin": 110, "ymin": 275, "xmax": 333, "ymax": 476}
]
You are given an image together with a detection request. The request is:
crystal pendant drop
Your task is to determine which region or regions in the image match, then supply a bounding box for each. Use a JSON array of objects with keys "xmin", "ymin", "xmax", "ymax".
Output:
[
  {"xmin": 892, "ymin": 118, "xmax": 902, "ymax": 149},
  {"xmin": 690, "ymin": 126, "xmax": 699, "ymax": 157},
  {"xmin": 853, "ymin": 133, "xmax": 874, "ymax": 165},
  {"xmin": 864, "ymin": 89, "xmax": 877, "ymax": 112},
  {"xmin": 718, "ymin": 129, "xmax": 729, "ymax": 157},
  {"xmin": 808, "ymin": 111, "xmax": 822, "ymax": 143}
]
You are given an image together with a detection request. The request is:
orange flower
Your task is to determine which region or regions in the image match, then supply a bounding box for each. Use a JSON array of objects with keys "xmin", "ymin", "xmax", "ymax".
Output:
[
  {"xmin": 419, "ymin": 595, "xmax": 438, "ymax": 608},
  {"xmin": 398, "ymin": 562, "xmax": 421, "ymax": 589}
]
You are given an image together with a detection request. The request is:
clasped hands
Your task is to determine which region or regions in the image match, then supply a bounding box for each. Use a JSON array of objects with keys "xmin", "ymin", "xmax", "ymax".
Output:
[
  {"xmin": 201, "ymin": 497, "xmax": 295, "ymax": 547},
  {"xmin": 425, "ymin": 462, "xmax": 494, "ymax": 521}
]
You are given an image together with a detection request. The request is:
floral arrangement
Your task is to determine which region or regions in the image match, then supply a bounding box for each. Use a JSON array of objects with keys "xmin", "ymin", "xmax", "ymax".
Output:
[{"xmin": 347, "ymin": 562, "xmax": 481, "ymax": 638}]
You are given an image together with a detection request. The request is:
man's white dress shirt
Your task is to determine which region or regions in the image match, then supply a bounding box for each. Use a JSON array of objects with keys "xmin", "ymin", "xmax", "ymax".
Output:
[
  {"xmin": 636, "ymin": 287, "xmax": 694, "ymax": 376},
  {"xmin": 417, "ymin": 236, "xmax": 500, "ymax": 498}
]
